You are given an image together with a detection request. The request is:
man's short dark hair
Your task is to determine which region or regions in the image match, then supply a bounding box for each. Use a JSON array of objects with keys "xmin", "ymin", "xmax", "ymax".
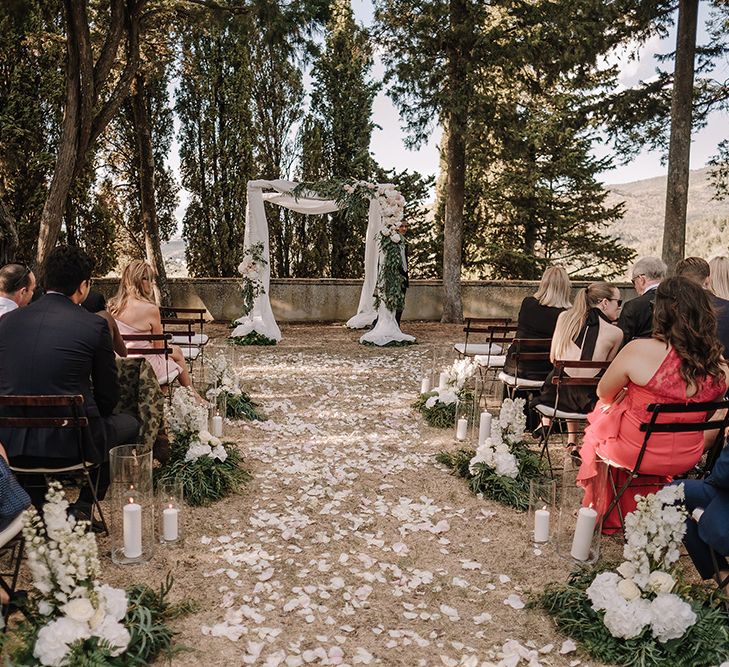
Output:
[
  {"xmin": 675, "ymin": 256, "xmax": 710, "ymax": 285},
  {"xmin": 43, "ymin": 246, "xmax": 94, "ymax": 296},
  {"xmin": 0, "ymin": 263, "xmax": 32, "ymax": 294}
]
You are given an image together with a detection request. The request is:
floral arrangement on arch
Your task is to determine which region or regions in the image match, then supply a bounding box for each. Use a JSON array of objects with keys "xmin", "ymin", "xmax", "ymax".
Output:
[
  {"xmin": 0, "ymin": 483, "xmax": 186, "ymax": 666},
  {"xmin": 156, "ymin": 387, "xmax": 250, "ymax": 506},
  {"xmin": 541, "ymin": 484, "xmax": 729, "ymax": 666},
  {"xmin": 237, "ymin": 242, "xmax": 267, "ymax": 318},
  {"xmin": 205, "ymin": 351, "xmax": 265, "ymax": 421},
  {"xmin": 413, "ymin": 358, "xmax": 476, "ymax": 428},
  {"xmin": 436, "ymin": 398, "xmax": 547, "ymax": 511}
]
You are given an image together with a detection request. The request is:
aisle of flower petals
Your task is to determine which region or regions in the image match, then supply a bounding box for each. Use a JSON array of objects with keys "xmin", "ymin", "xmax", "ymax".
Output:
[{"xmin": 170, "ymin": 336, "xmax": 585, "ymax": 667}]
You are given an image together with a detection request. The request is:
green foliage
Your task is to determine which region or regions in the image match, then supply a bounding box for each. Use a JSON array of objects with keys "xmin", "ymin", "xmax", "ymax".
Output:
[
  {"xmin": 223, "ymin": 390, "xmax": 266, "ymax": 421},
  {"xmin": 0, "ymin": 576, "xmax": 193, "ymax": 666},
  {"xmin": 239, "ymin": 242, "xmax": 268, "ymax": 317},
  {"xmin": 154, "ymin": 434, "xmax": 251, "ymax": 507},
  {"xmin": 375, "ymin": 234, "xmax": 407, "ymax": 312},
  {"xmin": 361, "ymin": 339, "xmax": 416, "ymax": 348},
  {"xmin": 412, "ymin": 391, "xmax": 464, "ymax": 429},
  {"xmin": 436, "ymin": 444, "xmax": 547, "ymax": 511},
  {"xmin": 231, "ymin": 332, "xmax": 278, "ymax": 346},
  {"xmin": 540, "ymin": 569, "xmax": 729, "ymax": 667}
]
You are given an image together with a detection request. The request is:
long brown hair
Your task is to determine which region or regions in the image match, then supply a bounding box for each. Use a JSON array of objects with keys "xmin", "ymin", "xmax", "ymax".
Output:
[
  {"xmin": 107, "ymin": 260, "xmax": 156, "ymax": 317},
  {"xmin": 652, "ymin": 276, "xmax": 724, "ymax": 387}
]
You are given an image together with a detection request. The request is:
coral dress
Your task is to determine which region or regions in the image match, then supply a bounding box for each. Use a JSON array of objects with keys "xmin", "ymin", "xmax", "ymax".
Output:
[
  {"xmin": 577, "ymin": 347, "xmax": 726, "ymax": 531},
  {"xmin": 115, "ymin": 319, "xmax": 182, "ymax": 385}
]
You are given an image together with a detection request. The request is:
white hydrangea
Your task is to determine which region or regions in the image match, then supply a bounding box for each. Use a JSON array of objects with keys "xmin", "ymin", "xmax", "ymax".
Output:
[
  {"xmin": 468, "ymin": 422, "xmax": 518, "ymax": 480},
  {"xmin": 98, "ymin": 585, "xmax": 128, "ymax": 622},
  {"xmin": 424, "ymin": 387, "xmax": 458, "ymax": 409},
  {"xmin": 602, "ymin": 598, "xmax": 652, "ymax": 640},
  {"xmin": 649, "ymin": 593, "xmax": 697, "ymax": 642},
  {"xmin": 184, "ymin": 440, "xmax": 212, "ymax": 462},
  {"xmin": 586, "ymin": 572, "xmax": 622, "ymax": 611},
  {"xmin": 95, "ymin": 615, "xmax": 132, "ymax": 656},
  {"xmin": 34, "ymin": 616, "xmax": 91, "ymax": 666},
  {"xmin": 211, "ymin": 444, "xmax": 229, "ymax": 462}
]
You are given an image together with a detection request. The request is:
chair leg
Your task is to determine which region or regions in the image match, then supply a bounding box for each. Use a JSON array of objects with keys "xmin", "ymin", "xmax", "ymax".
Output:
[
  {"xmin": 1, "ymin": 537, "xmax": 25, "ymax": 629},
  {"xmin": 603, "ymin": 468, "xmax": 632, "ymax": 534},
  {"xmin": 82, "ymin": 468, "xmax": 109, "ymax": 536},
  {"xmin": 710, "ymin": 547, "xmax": 729, "ymax": 611}
]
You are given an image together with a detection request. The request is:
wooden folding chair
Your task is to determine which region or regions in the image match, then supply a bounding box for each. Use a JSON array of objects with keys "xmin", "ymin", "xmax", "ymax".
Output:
[
  {"xmin": 120, "ymin": 333, "xmax": 179, "ymax": 401},
  {"xmin": 0, "ymin": 394, "xmax": 108, "ymax": 536},
  {"xmin": 534, "ymin": 359, "xmax": 612, "ymax": 476},
  {"xmin": 0, "ymin": 514, "xmax": 24, "ymax": 628},
  {"xmin": 161, "ymin": 307, "xmax": 209, "ymax": 376},
  {"xmin": 601, "ymin": 399, "xmax": 729, "ymax": 533},
  {"xmin": 497, "ymin": 338, "xmax": 552, "ymax": 398},
  {"xmin": 454, "ymin": 317, "xmax": 512, "ymax": 358},
  {"xmin": 470, "ymin": 324, "xmax": 518, "ymax": 399}
]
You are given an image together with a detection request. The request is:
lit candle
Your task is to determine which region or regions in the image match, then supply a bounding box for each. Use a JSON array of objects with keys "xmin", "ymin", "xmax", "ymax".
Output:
[
  {"xmin": 123, "ymin": 497, "xmax": 142, "ymax": 558},
  {"xmin": 534, "ymin": 506, "xmax": 550, "ymax": 543},
  {"xmin": 438, "ymin": 372, "xmax": 448, "ymax": 390},
  {"xmin": 212, "ymin": 414, "xmax": 223, "ymax": 437},
  {"xmin": 478, "ymin": 412, "xmax": 492, "ymax": 445},
  {"xmin": 162, "ymin": 502, "xmax": 179, "ymax": 542},
  {"xmin": 456, "ymin": 417, "xmax": 468, "ymax": 440},
  {"xmin": 570, "ymin": 505, "xmax": 598, "ymax": 561},
  {"xmin": 420, "ymin": 377, "xmax": 432, "ymax": 394}
]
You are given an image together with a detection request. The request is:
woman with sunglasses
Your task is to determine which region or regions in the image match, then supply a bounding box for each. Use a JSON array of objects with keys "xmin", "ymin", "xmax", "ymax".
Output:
[{"xmin": 531, "ymin": 282, "xmax": 623, "ymax": 455}]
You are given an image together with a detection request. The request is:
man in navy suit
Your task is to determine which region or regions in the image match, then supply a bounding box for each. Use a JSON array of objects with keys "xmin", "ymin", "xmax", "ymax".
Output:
[
  {"xmin": 617, "ymin": 256, "xmax": 666, "ymax": 346},
  {"xmin": 0, "ymin": 246, "xmax": 138, "ymax": 509}
]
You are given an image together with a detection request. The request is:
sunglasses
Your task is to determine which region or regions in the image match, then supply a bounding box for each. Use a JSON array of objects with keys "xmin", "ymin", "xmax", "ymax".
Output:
[{"xmin": 608, "ymin": 298, "xmax": 623, "ymax": 306}]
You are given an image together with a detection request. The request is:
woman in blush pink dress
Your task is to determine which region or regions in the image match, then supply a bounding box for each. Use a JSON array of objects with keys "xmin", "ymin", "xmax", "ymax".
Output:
[{"xmin": 577, "ymin": 277, "xmax": 729, "ymax": 532}]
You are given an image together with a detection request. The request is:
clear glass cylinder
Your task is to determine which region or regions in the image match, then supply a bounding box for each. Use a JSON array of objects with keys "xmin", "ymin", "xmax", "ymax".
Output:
[
  {"xmin": 109, "ymin": 445, "xmax": 154, "ymax": 565},
  {"xmin": 454, "ymin": 381, "xmax": 478, "ymax": 444},
  {"xmin": 529, "ymin": 479, "xmax": 556, "ymax": 545},
  {"xmin": 209, "ymin": 392, "xmax": 227, "ymax": 436},
  {"xmin": 555, "ymin": 450, "xmax": 605, "ymax": 565},
  {"xmin": 158, "ymin": 479, "xmax": 184, "ymax": 546}
]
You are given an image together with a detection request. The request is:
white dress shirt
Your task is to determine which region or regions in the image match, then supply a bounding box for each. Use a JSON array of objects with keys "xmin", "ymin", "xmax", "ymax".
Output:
[{"xmin": 0, "ymin": 296, "xmax": 18, "ymax": 319}]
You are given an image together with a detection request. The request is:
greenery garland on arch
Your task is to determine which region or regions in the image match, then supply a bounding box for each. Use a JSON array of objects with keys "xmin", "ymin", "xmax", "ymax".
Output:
[{"xmin": 292, "ymin": 179, "xmax": 407, "ymax": 313}]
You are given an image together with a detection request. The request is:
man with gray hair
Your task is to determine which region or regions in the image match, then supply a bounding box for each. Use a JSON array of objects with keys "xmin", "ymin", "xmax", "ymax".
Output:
[
  {"xmin": 0, "ymin": 263, "xmax": 36, "ymax": 318},
  {"xmin": 617, "ymin": 256, "xmax": 667, "ymax": 346}
]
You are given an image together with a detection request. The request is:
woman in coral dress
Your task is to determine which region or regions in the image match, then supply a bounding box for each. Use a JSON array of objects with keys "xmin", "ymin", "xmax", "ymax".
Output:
[{"xmin": 577, "ymin": 277, "xmax": 729, "ymax": 531}]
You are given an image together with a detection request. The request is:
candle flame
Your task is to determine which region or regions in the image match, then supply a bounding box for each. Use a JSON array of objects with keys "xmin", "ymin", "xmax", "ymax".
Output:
[
  {"xmin": 168, "ymin": 502, "xmax": 174, "ymax": 510},
  {"xmin": 542, "ymin": 505, "xmax": 547, "ymax": 511},
  {"xmin": 127, "ymin": 497, "xmax": 134, "ymax": 504},
  {"xmin": 588, "ymin": 503, "xmax": 594, "ymax": 509}
]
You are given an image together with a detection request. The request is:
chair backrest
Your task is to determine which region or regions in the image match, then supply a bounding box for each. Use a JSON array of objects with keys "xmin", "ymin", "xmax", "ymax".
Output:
[
  {"xmin": 551, "ymin": 360, "xmax": 613, "ymax": 387},
  {"xmin": 120, "ymin": 332, "xmax": 173, "ymax": 355},
  {"xmin": 508, "ymin": 337, "xmax": 551, "ymax": 381},
  {"xmin": 484, "ymin": 324, "xmax": 519, "ymax": 347},
  {"xmin": 635, "ymin": 400, "xmax": 729, "ymax": 474},
  {"xmin": 161, "ymin": 317, "xmax": 194, "ymax": 340},
  {"xmin": 160, "ymin": 307, "xmax": 206, "ymax": 335},
  {"xmin": 0, "ymin": 394, "xmax": 90, "ymax": 461}
]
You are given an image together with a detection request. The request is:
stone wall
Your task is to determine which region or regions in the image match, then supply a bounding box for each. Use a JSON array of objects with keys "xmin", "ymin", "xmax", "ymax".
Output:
[{"xmin": 93, "ymin": 278, "xmax": 636, "ymax": 322}]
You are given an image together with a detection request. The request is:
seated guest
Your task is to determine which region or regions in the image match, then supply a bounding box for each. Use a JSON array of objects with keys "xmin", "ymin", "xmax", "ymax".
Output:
[
  {"xmin": 672, "ymin": 438, "xmax": 729, "ymax": 590},
  {"xmin": 676, "ymin": 256, "xmax": 729, "ymax": 356},
  {"xmin": 0, "ymin": 246, "xmax": 139, "ymax": 512},
  {"xmin": 577, "ymin": 277, "xmax": 729, "ymax": 531},
  {"xmin": 0, "ymin": 263, "xmax": 36, "ymax": 318},
  {"xmin": 531, "ymin": 282, "xmax": 623, "ymax": 453},
  {"xmin": 710, "ymin": 256, "xmax": 729, "ymax": 300},
  {"xmin": 107, "ymin": 260, "xmax": 202, "ymax": 400},
  {"xmin": 617, "ymin": 256, "xmax": 666, "ymax": 346},
  {"xmin": 503, "ymin": 265, "xmax": 572, "ymax": 381}
]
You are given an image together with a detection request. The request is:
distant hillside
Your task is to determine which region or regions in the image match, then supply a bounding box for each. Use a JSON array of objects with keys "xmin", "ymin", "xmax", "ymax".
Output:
[{"xmin": 605, "ymin": 167, "xmax": 729, "ymax": 259}]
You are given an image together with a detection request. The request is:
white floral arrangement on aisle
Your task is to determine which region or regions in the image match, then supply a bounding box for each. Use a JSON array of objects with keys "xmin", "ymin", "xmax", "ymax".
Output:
[
  {"xmin": 165, "ymin": 387, "xmax": 227, "ymax": 463},
  {"xmin": 585, "ymin": 484, "xmax": 698, "ymax": 642},
  {"xmin": 424, "ymin": 358, "xmax": 477, "ymax": 409},
  {"xmin": 468, "ymin": 398, "xmax": 525, "ymax": 479},
  {"xmin": 205, "ymin": 351, "xmax": 241, "ymax": 402}
]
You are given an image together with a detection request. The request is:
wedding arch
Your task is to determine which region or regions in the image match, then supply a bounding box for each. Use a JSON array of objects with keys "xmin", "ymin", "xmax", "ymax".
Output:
[{"xmin": 230, "ymin": 179, "xmax": 415, "ymax": 346}]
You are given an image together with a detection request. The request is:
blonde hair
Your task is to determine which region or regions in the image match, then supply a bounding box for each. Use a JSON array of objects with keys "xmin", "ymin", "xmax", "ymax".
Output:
[
  {"xmin": 710, "ymin": 256, "xmax": 729, "ymax": 300},
  {"xmin": 107, "ymin": 260, "xmax": 157, "ymax": 316},
  {"xmin": 533, "ymin": 266, "xmax": 572, "ymax": 308},
  {"xmin": 553, "ymin": 282, "xmax": 617, "ymax": 360}
]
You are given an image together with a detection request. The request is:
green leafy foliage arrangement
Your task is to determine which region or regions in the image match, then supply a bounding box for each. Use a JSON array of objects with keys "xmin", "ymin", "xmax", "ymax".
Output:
[
  {"xmin": 231, "ymin": 332, "xmax": 278, "ymax": 346},
  {"xmin": 412, "ymin": 391, "xmax": 472, "ymax": 429},
  {"xmin": 237, "ymin": 241, "xmax": 268, "ymax": 317},
  {"xmin": 223, "ymin": 389, "xmax": 266, "ymax": 421},
  {"xmin": 540, "ymin": 568, "xmax": 729, "ymax": 667},
  {"xmin": 374, "ymin": 232, "xmax": 407, "ymax": 313}
]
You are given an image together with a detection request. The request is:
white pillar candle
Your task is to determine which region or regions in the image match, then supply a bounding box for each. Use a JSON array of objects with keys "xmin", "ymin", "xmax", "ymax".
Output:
[
  {"xmin": 163, "ymin": 504, "xmax": 179, "ymax": 542},
  {"xmin": 212, "ymin": 414, "xmax": 223, "ymax": 437},
  {"xmin": 570, "ymin": 506, "xmax": 598, "ymax": 561},
  {"xmin": 438, "ymin": 372, "xmax": 448, "ymax": 390},
  {"xmin": 534, "ymin": 506, "xmax": 550, "ymax": 543},
  {"xmin": 478, "ymin": 411, "xmax": 492, "ymax": 445},
  {"xmin": 123, "ymin": 498, "xmax": 143, "ymax": 558},
  {"xmin": 456, "ymin": 417, "xmax": 468, "ymax": 441},
  {"xmin": 420, "ymin": 377, "xmax": 432, "ymax": 394}
]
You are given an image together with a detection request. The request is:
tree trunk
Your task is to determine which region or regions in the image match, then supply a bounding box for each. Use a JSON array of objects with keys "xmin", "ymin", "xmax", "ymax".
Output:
[
  {"xmin": 441, "ymin": 0, "xmax": 468, "ymax": 323},
  {"xmin": 662, "ymin": 0, "xmax": 699, "ymax": 272},
  {"xmin": 0, "ymin": 198, "xmax": 19, "ymax": 265},
  {"xmin": 131, "ymin": 72, "xmax": 171, "ymax": 306}
]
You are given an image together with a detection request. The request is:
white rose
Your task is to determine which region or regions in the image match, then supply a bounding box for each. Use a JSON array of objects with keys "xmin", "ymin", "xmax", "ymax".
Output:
[
  {"xmin": 98, "ymin": 584, "xmax": 128, "ymax": 622},
  {"xmin": 34, "ymin": 617, "xmax": 91, "ymax": 667},
  {"xmin": 647, "ymin": 571, "xmax": 675, "ymax": 594},
  {"xmin": 617, "ymin": 578, "xmax": 642, "ymax": 601},
  {"xmin": 62, "ymin": 597, "xmax": 95, "ymax": 623},
  {"xmin": 381, "ymin": 227, "xmax": 391, "ymax": 236},
  {"xmin": 199, "ymin": 430, "xmax": 213, "ymax": 444},
  {"xmin": 95, "ymin": 615, "xmax": 132, "ymax": 656},
  {"xmin": 616, "ymin": 561, "xmax": 637, "ymax": 581},
  {"xmin": 390, "ymin": 232, "xmax": 401, "ymax": 243}
]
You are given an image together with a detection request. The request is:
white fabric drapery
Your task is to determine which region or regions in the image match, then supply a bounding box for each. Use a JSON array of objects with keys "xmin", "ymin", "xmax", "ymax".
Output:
[{"xmin": 230, "ymin": 179, "xmax": 413, "ymax": 345}]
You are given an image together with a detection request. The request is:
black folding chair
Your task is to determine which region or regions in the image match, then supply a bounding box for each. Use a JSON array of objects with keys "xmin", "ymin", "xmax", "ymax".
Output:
[
  {"xmin": 497, "ymin": 338, "xmax": 552, "ymax": 398},
  {"xmin": 0, "ymin": 394, "xmax": 109, "ymax": 536},
  {"xmin": 454, "ymin": 317, "xmax": 513, "ymax": 358},
  {"xmin": 161, "ymin": 307, "xmax": 209, "ymax": 376},
  {"xmin": 601, "ymin": 399, "xmax": 729, "ymax": 533},
  {"xmin": 534, "ymin": 359, "xmax": 612, "ymax": 477}
]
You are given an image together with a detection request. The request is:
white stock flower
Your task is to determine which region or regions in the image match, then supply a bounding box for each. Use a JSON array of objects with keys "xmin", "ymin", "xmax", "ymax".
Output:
[
  {"xmin": 34, "ymin": 617, "xmax": 91, "ymax": 666},
  {"xmin": 95, "ymin": 615, "xmax": 132, "ymax": 656},
  {"xmin": 62, "ymin": 597, "xmax": 95, "ymax": 623},
  {"xmin": 210, "ymin": 444, "xmax": 229, "ymax": 462},
  {"xmin": 647, "ymin": 570, "xmax": 675, "ymax": 594},
  {"xmin": 649, "ymin": 593, "xmax": 697, "ymax": 642},
  {"xmin": 98, "ymin": 585, "xmax": 128, "ymax": 622},
  {"xmin": 586, "ymin": 572, "xmax": 621, "ymax": 611},
  {"xmin": 617, "ymin": 578, "xmax": 641, "ymax": 601},
  {"xmin": 602, "ymin": 598, "xmax": 652, "ymax": 640}
]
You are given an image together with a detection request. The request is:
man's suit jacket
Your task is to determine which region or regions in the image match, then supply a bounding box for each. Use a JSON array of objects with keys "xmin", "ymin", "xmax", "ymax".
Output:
[
  {"xmin": 0, "ymin": 293, "xmax": 120, "ymax": 462},
  {"xmin": 700, "ymin": 443, "xmax": 729, "ymax": 555},
  {"xmin": 617, "ymin": 288, "xmax": 657, "ymax": 347},
  {"xmin": 711, "ymin": 293, "xmax": 729, "ymax": 358}
]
